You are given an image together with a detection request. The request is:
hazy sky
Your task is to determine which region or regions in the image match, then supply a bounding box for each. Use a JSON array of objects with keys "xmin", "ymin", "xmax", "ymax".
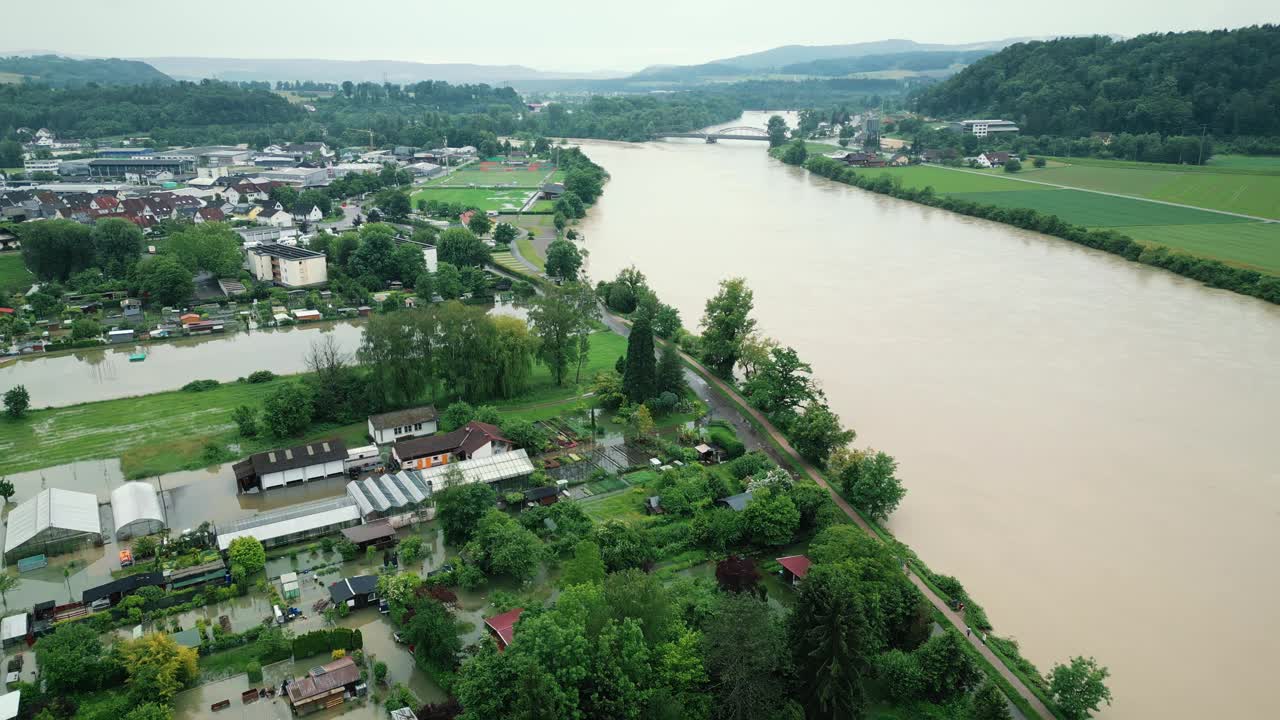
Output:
[{"xmin": 5, "ymin": 0, "xmax": 1274, "ymax": 72}]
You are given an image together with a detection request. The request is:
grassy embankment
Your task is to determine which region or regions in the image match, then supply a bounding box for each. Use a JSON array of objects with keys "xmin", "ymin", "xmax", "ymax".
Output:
[
  {"xmin": 0, "ymin": 331, "xmax": 627, "ymax": 478},
  {"xmin": 515, "ymin": 237, "xmax": 546, "ymax": 271},
  {"xmin": 867, "ymin": 162, "xmax": 1280, "ymax": 274},
  {"xmin": 0, "ymin": 253, "xmax": 32, "ymax": 295}
]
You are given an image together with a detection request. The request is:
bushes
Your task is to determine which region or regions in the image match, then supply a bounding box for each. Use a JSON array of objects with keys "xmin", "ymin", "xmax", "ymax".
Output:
[
  {"xmin": 246, "ymin": 660, "xmax": 262, "ymax": 683},
  {"xmin": 292, "ymin": 628, "xmax": 363, "ymax": 660},
  {"xmin": 706, "ymin": 421, "xmax": 745, "ymax": 459},
  {"xmin": 181, "ymin": 379, "xmax": 220, "ymax": 392},
  {"xmin": 246, "ymin": 370, "xmax": 277, "ymax": 383}
]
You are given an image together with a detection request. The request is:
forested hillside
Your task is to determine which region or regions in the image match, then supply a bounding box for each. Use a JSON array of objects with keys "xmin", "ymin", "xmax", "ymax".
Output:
[
  {"xmin": 0, "ymin": 55, "xmax": 172, "ymax": 86},
  {"xmin": 915, "ymin": 26, "xmax": 1280, "ymax": 136},
  {"xmin": 780, "ymin": 49, "xmax": 994, "ymax": 76},
  {"xmin": 0, "ymin": 81, "xmax": 303, "ymax": 142}
]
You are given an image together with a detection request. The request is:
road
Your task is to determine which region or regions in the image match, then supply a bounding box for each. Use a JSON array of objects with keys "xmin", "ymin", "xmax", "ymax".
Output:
[
  {"xmin": 601, "ymin": 308, "xmax": 1055, "ymax": 720},
  {"xmin": 927, "ymin": 163, "xmax": 1277, "ymax": 223}
]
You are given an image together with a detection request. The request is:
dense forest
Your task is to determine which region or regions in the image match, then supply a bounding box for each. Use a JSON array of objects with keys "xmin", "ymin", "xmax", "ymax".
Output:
[
  {"xmin": 0, "ymin": 55, "xmax": 172, "ymax": 86},
  {"xmin": 780, "ymin": 49, "xmax": 994, "ymax": 77},
  {"xmin": 0, "ymin": 80, "xmax": 303, "ymax": 142},
  {"xmin": 915, "ymin": 26, "xmax": 1280, "ymax": 137}
]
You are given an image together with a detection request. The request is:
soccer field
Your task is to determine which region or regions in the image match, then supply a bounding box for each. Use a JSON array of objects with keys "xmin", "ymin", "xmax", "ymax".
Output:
[
  {"xmin": 428, "ymin": 165, "xmax": 562, "ymax": 188},
  {"xmin": 946, "ymin": 189, "xmax": 1251, "ymax": 228},
  {"xmin": 412, "ymin": 187, "xmax": 535, "ymax": 213}
]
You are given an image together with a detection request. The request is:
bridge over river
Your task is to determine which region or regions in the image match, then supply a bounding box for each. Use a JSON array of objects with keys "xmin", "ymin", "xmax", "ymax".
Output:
[{"xmin": 654, "ymin": 126, "xmax": 770, "ymax": 142}]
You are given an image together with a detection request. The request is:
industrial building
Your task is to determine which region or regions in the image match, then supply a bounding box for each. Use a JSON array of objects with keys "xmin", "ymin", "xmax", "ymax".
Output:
[
  {"xmin": 3, "ymin": 488, "xmax": 103, "ymax": 562},
  {"xmin": 413, "ymin": 448, "xmax": 535, "ymax": 494},
  {"xmin": 109, "ymin": 482, "xmax": 166, "ymax": 540},
  {"xmin": 345, "ymin": 471, "xmax": 432, "ymax": 519},
  {"xmin": 233, "ymin": 438, "xmax": 348, "ymax": 491}
]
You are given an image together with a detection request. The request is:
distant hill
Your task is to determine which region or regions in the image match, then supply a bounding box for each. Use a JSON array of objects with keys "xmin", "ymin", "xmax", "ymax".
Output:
[
  {"xmin": 915, "ymin": 26, "xmax": 1280, "ymax": 136},
  {"xmin": 780, "ymin": 49, "xmax": 996, "ymax": 77},
  {"xmin": 137, "ymin": 56, "xmax": 622, "ymax": 85},
  {"xmin": 710, "ymin": 38, "xmax": 1032, "ymax": 70},
  {"xmin": 0, "ymin": 55, "xmax": 172, "ymax": 86}
]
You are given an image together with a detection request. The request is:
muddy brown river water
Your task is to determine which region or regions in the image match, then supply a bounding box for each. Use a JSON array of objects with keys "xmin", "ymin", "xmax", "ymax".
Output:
[{"xmin": 577, "ymin": 114, "xmax": 1280, "ymax": 719}]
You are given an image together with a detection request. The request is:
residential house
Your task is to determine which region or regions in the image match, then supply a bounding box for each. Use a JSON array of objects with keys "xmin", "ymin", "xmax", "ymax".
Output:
[
  {"xmin": 327, "ymin": 575, "xmax": 379, "ymax": 610},
  {"xmin": 245, "ymin": 244, "xmax": 327, "ymax": 287},
  {"xmin": 392, "ymin": 421, "xmax": 513, "ymax": 471},
  {"xmin": 295, "ymin": 205, "xmax": 324, "ymax": 223},
  {"xmin": 921, "ymin": 148, "xmax": 958, "ymax": 163},
  {"xmin": 459, "ymin": 210, "xmax": 476, "ymax": 228},
  {"xmin": 485, "ymin": 608, "xmax": 524, "ymax": 650},
  {"xmin": 979, "ymin": 151, "xmax": 1012, "ymax": 167},
  {"xmin": 232, "ymin": 438, "xmax": 349, "ymax": 491},
  {"xmin": 889, "ymin": 154, "xmax": 911, "ymax": 166},
  {"xmin": 195, "ymin": 207, "xmax": 225, "ymax": 223},
  {"xmin": 285, "ymin": 656, "xmax": 362, "ymax": 716},
  {"xmin": 367, "ymin": 406, "xmax": 439, "ymax": 445},
  {"xmin": 260, "ymin": 207, "xmax": 294, "ymax": 227}
]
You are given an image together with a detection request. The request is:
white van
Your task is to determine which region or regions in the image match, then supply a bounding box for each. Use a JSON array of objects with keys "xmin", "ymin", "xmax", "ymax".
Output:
[{"xmin": 273, "ymin": 604, "xmax": 285, "ymax": 625}]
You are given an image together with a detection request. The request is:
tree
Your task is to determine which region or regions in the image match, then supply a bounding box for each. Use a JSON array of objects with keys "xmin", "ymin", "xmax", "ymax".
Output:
[
  {"xmin": 594, "ymin": 520, "xmax": 655, "ymax": 572},
  {"xmin": 168, "ymin": 223, "xmax": 243, "ymax": 277},
  {"xmin": 699, "ymin": 278, "xmax": 755, "ymax": 377},
  {"xmin": 90, "ymin": 219, "xmax": 144, "ymax": 277},
  {"xmin": 970, "ymin": 682, "xmax": 1014, "ymax": 720},
  {"xmin": 622, "ymin": 312, "xmax": 657, "ymax": 403},
  {"xmin": 626, "ymin": 404, "xmax": 656, "ymax": 443},
  {"xmin": 0, "ymin": 477, "xmax": 13, "ymax": 503},
  {"xmin": 715, "ymin": 555, "xmax": 761, "ymax": 594},
  {"xmin": 376, "ymin": 188, "xmax": 412, "ymax": 220},
  {"xmin": 1033, "ymin": 156, "xmax": 1047, "ymax": 168},
  {"xmin": 741, "ymin": 488, "xmax": 800, "ymax": 546},
  {"xmin": 437, "ymin": 228, "xmax": 491, "ymax": 268},
  {"xmin": 914, "ymin": 629, "xmax": 981, "ymax": 701},
  {"xmin": 349, "ymin": 224, "xmax": 398, "ymax": 281},
  {"xmin": 399, "ymin": 536, "xmax": 424, "ymax": 566},
  {"xmin": 650, "ymin": 302, "xmax": 682, "ymax": 338},
  {"xmin": 655, "ymin": 345, "xmax": 686, "ymax": 397},
  {"xmin": 467, "ymin": 212, "xmax": 493, "ymax": 237},
  {"xmin": 499, "ymin": 417, "xmax": 548, "ymax": 453},
  {"xmin": 132, "ymin": 535, "xmax": 158, "ymax": 559},
  {"xmin": 435, "ymin": 482, "xmax": 497, "ymax": 545},
  {"xmin": 70, "ymin": 318, "xmax": 100, "ymax": 341},
  {"xmin": 781, "ymin": 138, "xmax": 808, "ymax": 165},
  {"xmin": 528, "ymin": 285, "xmax": 581, "ymax": 387},
  {"xmin": 1048, "ymin": 656, "xmax": 1112, "ymax": 720},
  {"xmin": 18, "ymin": 220, "xmax": 94, "ymax": 281},
  {"xmin": 745, "ymin": 346, "xmax": 821, "ymax": 418},
  {"xmin": 119, "ymin": 632, "xmax": 198, "ymax": 703},
  {"xmin": 392, "ymin": 243, "xmax": 428, "ymax": 283},
  {"xmin": 3, "ymin": 385, "xmax": 30, "ymax": 420},
  {"xmin": 136, "ymin": 256, "xmax": 194, "ymax": 307},
  {"xmin": 553, "ymin": 212, "xmax": 567, "ymax": 232},
  {"xmin": 228, "ymin": 536, "xmax": 266, "ymax": 577},
  {"xmin": 0, "ymin": 574, "xmax": 20, "ymax": 607},
  {"xmin": 544, "ymin": 239, "xmax": 582, "ymax": 280},
  {"xmin": 0, "ymin": 140, "xmax": 21, "ymax": 168},
  {"xmin": 830, "ymin": 448, "xmax": 906, "ymax": 522},
  {"xmin": 232, "ymin": 404, "xmax": 258, "ymax": 437},
  {"xmin": 1003, "ymin": 158, "xmax": 1022, "ymax": 173},
  {"xmin": 37, "ymin": 622, "xmax": 114, "ymax": 694},
  {"xmin": 260, "ymin": 382, "xmax": 314, "ymax": 438},
  {"xmin": 465, "ymin": 510, "xmax": 543, "ymax": 581},
  {"xmin": 788, "ymin": 564, "xmax": 872, "ymax": 720},
  {"xmin": 788, "ymin": 402, "xmax": 855, "ymax": 466},
  {"xmin": 493, "ymin": 222, "xmax": 518, "ymax": 245},
  {"xmin": 766, "ymin": 115, "xmax": 789, "ymax": 147},
  {"xmin": 560, "ymin": 540, "xmax": 606, "ymax": 588},
  {"xmin": 705, "ymin": 593, "xmax": 789, "ymax": 720},
  {"xmin": 435, "ymin": 262, "xmax": 464, "ymax": 299}
]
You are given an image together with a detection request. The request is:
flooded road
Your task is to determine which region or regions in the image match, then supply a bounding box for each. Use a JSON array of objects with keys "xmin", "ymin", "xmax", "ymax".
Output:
[
  {"xmin": 0, "ymin": 320, "xmax": 367, "ymax": 408},
  {"xmin": 577, "ymin": 114, "xmax": 1280, "ymax": 719}
]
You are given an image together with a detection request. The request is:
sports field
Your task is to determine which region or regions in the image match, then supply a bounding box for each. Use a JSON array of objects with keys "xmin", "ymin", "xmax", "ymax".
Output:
[
  {"xmin": 427, "ymin": 162, "xmax": 562, "ymax": 188},
  {"xmin": 412, "ymin": 187, "xmax": 534, "ymax": 213}
]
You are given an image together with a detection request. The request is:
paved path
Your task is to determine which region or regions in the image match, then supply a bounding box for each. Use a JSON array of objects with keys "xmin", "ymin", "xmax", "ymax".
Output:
[
  {"xmin": 927, "ymin": 163, "xmax": 1277, "ymax": 223},
  {"xmin": 603, "ymin": 310, "xmax": 1055, "ymax": 719}
]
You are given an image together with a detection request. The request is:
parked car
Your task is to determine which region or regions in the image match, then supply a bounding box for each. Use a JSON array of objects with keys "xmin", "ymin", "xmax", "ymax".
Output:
[{"xmin": 378, "ymin": 599, "xmax": 390, "ymax": 614}]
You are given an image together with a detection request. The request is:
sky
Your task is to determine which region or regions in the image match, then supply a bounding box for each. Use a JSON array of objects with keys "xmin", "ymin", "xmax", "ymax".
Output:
[{"xmin": 4, "ymin": 0, "xmax": 1275, "ymax": 72}]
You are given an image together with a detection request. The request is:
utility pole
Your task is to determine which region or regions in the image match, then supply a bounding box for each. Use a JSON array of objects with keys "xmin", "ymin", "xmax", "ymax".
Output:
[{"xmin": 1197, "ymin": 124, "xmax": 1209, "ymax": 166}]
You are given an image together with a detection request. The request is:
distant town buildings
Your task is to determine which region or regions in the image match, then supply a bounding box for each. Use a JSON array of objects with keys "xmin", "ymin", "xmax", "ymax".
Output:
[{"xmin": 950, "ymin": 119, "xmax": 1020, "ymax": 137}]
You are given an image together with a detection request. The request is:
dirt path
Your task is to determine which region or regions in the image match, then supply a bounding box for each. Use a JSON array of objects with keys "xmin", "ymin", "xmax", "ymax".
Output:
[
  {"xmin": 928, "ymin": 163, "xmax": 1277, "ymax": 223},
  {"xmin": 602, "ymin": 309, "xmax": 1054, "ymax": 719}
]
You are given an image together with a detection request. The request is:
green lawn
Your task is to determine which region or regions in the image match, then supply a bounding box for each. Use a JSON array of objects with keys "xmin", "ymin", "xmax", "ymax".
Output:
[
  {"xmin": 1208, "ymin": 154, "xmax": 1280, "ymax": 171},
  {"xmin": 581, "ymin": 485, "xmax": 652, "ymax": 524},
  {"xmin": 1, "ymin": 331, "xmax": 628, "ymax": 478},
  {"xmin": 1018, "ymin": 164, "xmax": 1280, "ymax": 219},
  {"xmin": 868, "ymin": 166, "xmax": 1030, "ymax": 194},
  {"xmin": 516, "ymin": 237, "xmax": 545, "ymax": 271},
  {"xmin": 412, "ymin": 187, "xmax": 534, "ymax": 213},
  {"xmin": 946, "ymin": 189, "xmax": 1251, "ymax": 228},
  {"xmin": 427, "ymin": 167, "xmax": 561, "ymax": 188},
  {"xmin": 1119, "ymin": 222, "xmax": 1280, "ymax": 274},
  {"xmin": 0, "ymin": 253, "xmax": 32, "ymax": 295},
  {"xmin": 490, "ymin": 250, "xmax": 536, "ymax": 277}
]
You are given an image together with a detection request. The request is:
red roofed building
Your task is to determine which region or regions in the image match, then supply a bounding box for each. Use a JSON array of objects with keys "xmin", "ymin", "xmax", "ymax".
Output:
[
  {"xmin": 195, "ymin": 207, "xmax": 225, "ymax": 223},
  {"xmin": 392, "ymin": 421, "xmax": 514, "ymax": 471},
  {"xmin": 484, "ymin": 607, "xmax": 524, "ymax": 650},
  {"xmin": 459, "ymin": 210, "xmax": 475, "ymax": 227},
  {"xmin": 777, "ymin": 555, "xmax": 811, "ymax": 586}
]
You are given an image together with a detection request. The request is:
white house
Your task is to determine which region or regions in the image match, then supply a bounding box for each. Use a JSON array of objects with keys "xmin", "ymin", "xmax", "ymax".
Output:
[
  {"xmin": 259, "ymin": 208, "xmax": 294, "ymax": 227},
  {"xmin": 367, "ymin": 406, "xmax": 438, "ymax": 445},
  {"xmin": 392, "ymin": 421, "xmax": 512, "ymax": 471},
  {"xmin": 295, "ymin": 205, "xmax": 324, "ymax": 223},
  {"xmin": 245, "ymin": 244, "xmax": 328, "ymax": 287}
]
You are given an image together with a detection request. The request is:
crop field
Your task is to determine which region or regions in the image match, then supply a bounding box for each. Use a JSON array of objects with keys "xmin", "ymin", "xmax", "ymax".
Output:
[
  {"xmin": 1209, "ymin": 155, "xmax": 1280, "ymax": 171},
  {"xmin": 946, "ymin": 189, "xmax": 1251, "ymax": 228},
  {"xmin": 866, "ymin": 166, "xmax": 1029, "ymax": 194},
  {"xmin": 1119, "ymin": 223, "xmax": 1280, "ymax": 274},
  {"xmin": 0, "ymin": 253, "xmax": 32, "ymax": 294},
  {"xmin": 412, "ymin": 186, "xmax": 533, "ymax": 213}
]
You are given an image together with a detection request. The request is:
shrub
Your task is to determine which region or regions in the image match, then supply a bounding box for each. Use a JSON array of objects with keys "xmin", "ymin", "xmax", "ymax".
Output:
[
  {"xmin": 247, "ymin": 370, "xmax": 277, "ymax": 383},
  {"xmin": 181, "ymin": 379, "xmax": 220, "ymax": 392},
  {"xmin": 246, "ymin": 661, "xmax": 262, "ymax": 683}
]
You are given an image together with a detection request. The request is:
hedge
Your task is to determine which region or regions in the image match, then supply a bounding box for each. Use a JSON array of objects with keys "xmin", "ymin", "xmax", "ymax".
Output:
[{"xmin": 292, "ymin": 627, "xmax": 363, "ymax": 659}]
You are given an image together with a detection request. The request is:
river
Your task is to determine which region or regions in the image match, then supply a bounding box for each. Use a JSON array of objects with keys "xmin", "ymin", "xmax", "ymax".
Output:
[{"xmin": 577, "ymin": 113, "xmax": 1280, "ymax": 719}]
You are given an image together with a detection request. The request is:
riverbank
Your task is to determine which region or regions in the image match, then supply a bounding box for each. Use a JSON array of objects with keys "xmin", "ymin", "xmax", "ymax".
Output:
[
  {"xmin": 0, "ymin": 330, "xmax": 627, "ymax": 478},
  {"xmin": 779, "ymin": 149, "xmax": 1279, "ymax": 303}
]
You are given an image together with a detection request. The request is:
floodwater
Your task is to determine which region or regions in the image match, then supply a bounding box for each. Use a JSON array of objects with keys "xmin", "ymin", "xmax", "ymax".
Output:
[
  {"xmin": 577, "ymin": 113, "xmax": 1280, "ymax": 719},
  {"xmin": 0, "ymin": 320, "xmax": 368, "ymax": 408}
]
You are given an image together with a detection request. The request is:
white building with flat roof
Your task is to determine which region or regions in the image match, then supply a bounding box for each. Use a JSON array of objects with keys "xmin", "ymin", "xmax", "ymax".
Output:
[{"xmin": 245, "ymin": 243, "xmax": 328, "ymax": 287}]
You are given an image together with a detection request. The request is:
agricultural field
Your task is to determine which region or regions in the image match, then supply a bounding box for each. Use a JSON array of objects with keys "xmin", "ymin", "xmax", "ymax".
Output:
[
  {"xmin": 412, "ymin": 186, "xmax": 534, "ymax": 213},
  {"xmin": 865, "ymin": 165, "xmax": 1030, "ymax": 193},
  {"xmin": 1119, "ymin": 223, "xmax": 1280, "ymax": 274},
  {"xmin": 946, "ymin": 189, "xmax": 1250, "ymax": 227},
  {"xmin": 1208, "ymin": 155, "xmax": 1280, "ymax": 171},
  {"xmin": 0, "ymin": 252, "xmax": 33, "ymax": 294}
]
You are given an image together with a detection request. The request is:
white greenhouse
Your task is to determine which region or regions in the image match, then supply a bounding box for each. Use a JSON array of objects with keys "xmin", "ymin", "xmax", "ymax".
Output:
[
  {"xmin": 110, "ymin": 482, "xmax": 166, "ymax": 540},
  {"xmin": 3, "ymin": 488, "xmax": 103, "ymax": 561}
]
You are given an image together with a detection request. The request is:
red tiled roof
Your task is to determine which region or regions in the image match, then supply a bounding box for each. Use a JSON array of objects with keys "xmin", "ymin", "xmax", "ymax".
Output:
[
  {"xmin": 777, "ymin": 555, "xmax": 811, "ymax": 580},
  {"xmin": 484, "ymin": 607, "xmax": 524, "ymax": 649},
  {"xmin": 197, "ymin": 207, "xmax": 225, "ymax": 221},
  {"xmin": 286, "ymin": 656, "xmax": 359, "ymax": 704}
]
